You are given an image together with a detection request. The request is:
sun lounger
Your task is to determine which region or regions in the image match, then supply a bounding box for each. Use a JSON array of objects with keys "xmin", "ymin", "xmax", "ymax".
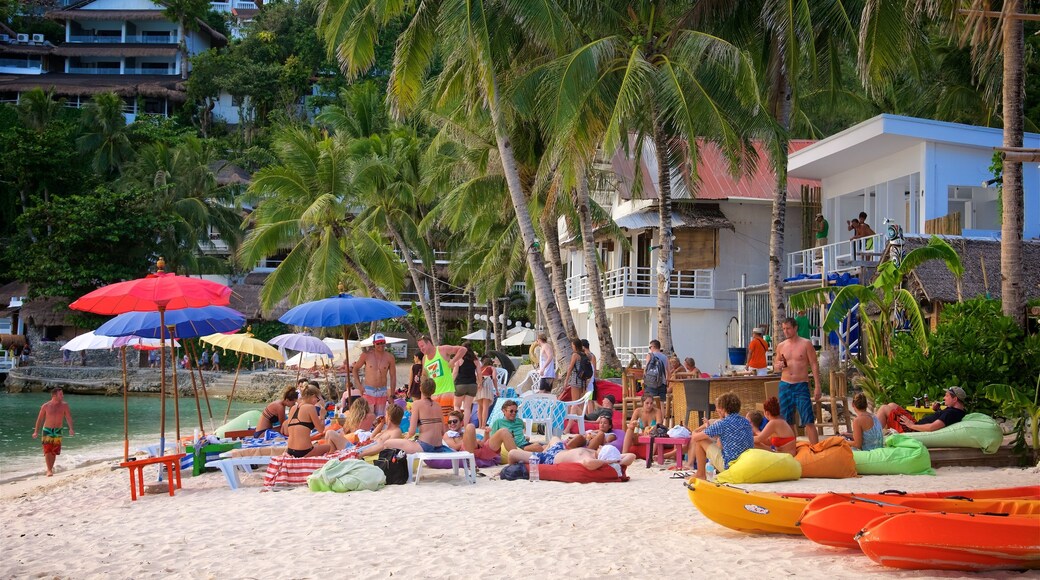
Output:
[
  {"xmin": 204, "ymin": 454, "xmax": 273, "ymax": 490},
  {"xmin": 407, "ymin": 451, "xmax": 476, "ymax": 485}
]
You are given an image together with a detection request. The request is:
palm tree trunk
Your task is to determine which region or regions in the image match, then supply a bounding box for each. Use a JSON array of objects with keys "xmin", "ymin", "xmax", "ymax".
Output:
[
  {"xmin": 387, "ymin": 226, "xmax": 438, "ymax": 342},
  {"xmin": 651, "ymin": 127, "xmax": 675, "ymax": 355},
  {"xmin": 577, "ymin": 176, "xmax": 621, "ymax": 369},
  {"xmin": 1001, "ymin": 1, "xmax": 1025, "ymax": 329},
  {"xmin": 466, "ymin": 289, "xmax": 474, "ymax": 335},
  {"xmin": 343, "ymin": 253, "xmax": 423, "ymax": 338},
  {"xmin": 540, "ymin": 209, "xmax": 579, "ymax": 340},
  {"xmin": 486, "ymin": 87, "xmax": 573, "ymax": 367},
  {"xmin": 179, "ymin": 21, "xmax": 188, "ymax": 81},
  {"xmin": 768, "ymin": 68, "xmax": 793, "ymax": 341}
]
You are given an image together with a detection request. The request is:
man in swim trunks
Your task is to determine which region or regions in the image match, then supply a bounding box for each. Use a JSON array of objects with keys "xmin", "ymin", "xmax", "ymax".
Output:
[
  {"xmin": 774, "ymin": 317, "xmax": 822, "ymax": 444},
  {"xmin": 508, "ymin": 439, "xmax": 637, "ymax": 475},
  {"xmin": 32, "ymin": 387, "xmax": 75, "ymax": 477},
  {"xmin": 876, "ymin": 386, "xmax": 968, "ymax": 433},
  {"xmin": 353, "ymin": 333, "xmax": 397, "ymax": 417},
  {"xmin": 416, "ymin": 334, "xmax": 467, "ymax": 421}
]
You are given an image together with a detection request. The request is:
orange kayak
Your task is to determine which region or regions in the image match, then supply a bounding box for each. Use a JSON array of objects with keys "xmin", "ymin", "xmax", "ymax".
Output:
[
  {"xmin": 858, "ymin": 511, "xmax": 1040, "ymax": 571},
  {"xmin": 799, "ymin": 495, "xmax": 1040, "ymax": 549}
]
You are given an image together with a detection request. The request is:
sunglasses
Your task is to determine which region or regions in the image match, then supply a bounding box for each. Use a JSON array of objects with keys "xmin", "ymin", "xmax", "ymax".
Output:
[
  {"xmin": 504, "ymin": 408, "xmax": 518, "ymax": 412},
  {"xmin": 447, "ymin": 419, "xmax": 460, "ymax": 424}
]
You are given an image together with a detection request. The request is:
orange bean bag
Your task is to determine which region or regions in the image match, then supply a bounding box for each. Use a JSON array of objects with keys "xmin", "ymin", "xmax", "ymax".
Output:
[
  {"xmin": 793, "ymin": 436, "xmax": 858, "ymax": 479},
  {"xmin": 539, "ymin": 463, "xmax": 629, "ymax": 483}
]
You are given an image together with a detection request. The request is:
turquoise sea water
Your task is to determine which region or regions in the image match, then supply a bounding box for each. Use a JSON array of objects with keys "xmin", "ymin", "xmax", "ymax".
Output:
[{"xmin": 0, "ymin": 392, "xmax": 264, "ymax": 481}]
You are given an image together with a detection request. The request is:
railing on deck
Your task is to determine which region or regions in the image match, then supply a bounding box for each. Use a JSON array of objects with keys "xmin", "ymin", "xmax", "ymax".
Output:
[
  {"xmin": 566, "ymin": 266, "xmax": 713, "ymax": 303},
  {"xmin": 786, "ymin": 233, "xmax": 885, "ymax": 278}
]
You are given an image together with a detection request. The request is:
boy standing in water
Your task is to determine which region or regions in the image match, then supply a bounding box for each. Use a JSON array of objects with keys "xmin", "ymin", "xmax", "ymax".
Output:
[{"xmin": 32, "ymin": 388, "xmax": 75, "ymax": 477}]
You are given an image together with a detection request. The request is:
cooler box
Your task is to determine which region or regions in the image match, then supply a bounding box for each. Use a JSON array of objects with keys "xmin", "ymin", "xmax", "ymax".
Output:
[{"xmin": 186, "ymin": 442, "xmax": 242, "ymax": 476}]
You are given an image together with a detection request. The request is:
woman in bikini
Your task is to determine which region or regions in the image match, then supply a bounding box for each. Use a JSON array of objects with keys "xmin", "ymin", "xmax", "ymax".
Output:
[
  {"xmin": 255, "ymin": 386, "xmax": 298, "ymax": 435},
  {"xmin": 846, "ymin": 393, "xmax": 884, "ymax": 451},
  {"xmin": 361, "ymin": 377, "xmax": 452, "ymax": 456},
  {"xmin": 326, "ymin": 397, "xmax": 377, "ymax": 451},
  {"xmin": 284, "ymin": 385, "xmax": 331, "ymax": 458},
  {"xmin": 753, "ymin": 396, "xmax": 797, "ymax": 455},
  {"xmin": 621, "ymin": 394, "xmax": 664, "ymax": 454}
]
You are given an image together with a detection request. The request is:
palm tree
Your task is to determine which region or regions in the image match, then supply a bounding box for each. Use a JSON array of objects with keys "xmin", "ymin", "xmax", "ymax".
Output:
[
  {"xmin": 575, "ymin": 173, "xmax": 622, "ymax": 370},
  {"xmin": 525, "ymin": 2, "xmax": 761, "ymax": 354},
  {"xmin": 317, "ymin": 0, "xmax": 577, "ymax": 361},
  {"xmin": 15, "ymin": 88, "xmax": 63, "ymax": 133},
  {"xmin": 790, "ymin": 236, "xmax": 963, "ymax": 402},
  {"xmin": 77, "ymin": 92, "xmax": 131, "ymax": 177},
  {"xmin": 162, "ymin": 0, "xmax": 210, "ymax": 80}
]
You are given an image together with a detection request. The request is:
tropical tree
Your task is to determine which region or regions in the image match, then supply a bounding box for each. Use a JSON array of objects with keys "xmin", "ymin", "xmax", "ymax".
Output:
[
  {"xmin": 77, "ymin": 92, "xmax": 132, "ymax": 177},
  {"xmin": 790, "ymin": 236, "xmax": 963, "ymax": 402},
  {"xmin": 162, "ymin": 0, "xmax": 210, "ymax": 80},
  {"xmin": 317, "ymin": 0, "xmax": 577, "ymax": 361},
  {"xmin": 15, "ymin": 87, "xmax": 63, "ymax": 133}
]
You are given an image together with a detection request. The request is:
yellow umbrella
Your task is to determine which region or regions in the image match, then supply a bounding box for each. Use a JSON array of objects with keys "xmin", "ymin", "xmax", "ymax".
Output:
[{"xmin": 201, "ymin": 331, "xmax": 284, "ymax": 423}]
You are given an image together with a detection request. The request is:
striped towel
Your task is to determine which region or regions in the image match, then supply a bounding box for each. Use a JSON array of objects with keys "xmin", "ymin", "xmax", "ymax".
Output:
[{"xmin": 262, "ymin": 449, "xmax": 359, "ymax": 489}]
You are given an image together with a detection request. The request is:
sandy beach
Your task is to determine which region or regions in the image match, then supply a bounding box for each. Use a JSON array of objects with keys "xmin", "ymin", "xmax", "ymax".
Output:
[{"xmin": 1, "ymin": 452, "xmax": 1037, "ymax": 579}]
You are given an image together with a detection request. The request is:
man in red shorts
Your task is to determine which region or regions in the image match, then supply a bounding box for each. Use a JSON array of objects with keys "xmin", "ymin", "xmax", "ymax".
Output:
[
  {"xmin": 876, "ymin": 386, "xmax": 967, "ymax": 433},
  {"xmin": 32, "ymin": 388, "xmax": 75, "ymax": 477}
]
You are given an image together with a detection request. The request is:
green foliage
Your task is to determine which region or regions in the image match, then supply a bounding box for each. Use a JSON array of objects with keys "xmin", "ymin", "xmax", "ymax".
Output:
[
  {"xmin": 874, "ymin": 299, "xmax": 1040, "ymax": 418},
  {"xmin": 8, "ymin": 185, "xmax": 165, "ymax": 298},
  {"xmin": 983, "ymin": 379, "xmax": 1040, "ymax": 457}
]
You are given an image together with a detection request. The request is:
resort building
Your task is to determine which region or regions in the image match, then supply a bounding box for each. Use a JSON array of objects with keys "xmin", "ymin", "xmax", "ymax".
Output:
[{"xmin": 0, "ymin": 0, "xmax": 231, "ymax": 121}]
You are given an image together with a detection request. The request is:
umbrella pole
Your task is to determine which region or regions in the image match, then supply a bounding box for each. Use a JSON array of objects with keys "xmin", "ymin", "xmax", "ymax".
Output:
[
  {"xmin": 158, "ymin": 308, "xmax": 167, "ymax": 458},
  {"xmin": 186, "ymin": 343, "xmax": 205, "ymax": 436},
  {"xmin": 189, "ymin": 341, "xmax": 214, "ymax": 426},
  {"xmin": 223, "ymin": 355, "xmax": 244, "ymax": 425},
  {"xmin": 121, "ymin": 346, "xmax": 129, "ymax": 462},
  {"xmin": 341, "ymin": 325, "xmax": 352, "ymax": 403},
  {"xmin": 169, "ymin": 325, "xmax": 181, "ymax": 443}
]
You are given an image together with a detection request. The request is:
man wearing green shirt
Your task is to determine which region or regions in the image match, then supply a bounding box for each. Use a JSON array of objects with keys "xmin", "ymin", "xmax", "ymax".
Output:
[
  {"xmin": 488, "ymin": 400, "xmax": 544, "ymax": 452},
  {"xmin": 794, "ymin": 310, "xmax": 814, "ymax": 341},
  {"xmin": 815, "ymin": 214, "xmax": 829, "ymax": 246}
]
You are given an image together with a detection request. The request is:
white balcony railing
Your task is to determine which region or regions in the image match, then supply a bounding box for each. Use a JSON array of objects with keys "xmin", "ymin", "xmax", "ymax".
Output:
[
  {"xmin": 68, "ymin": 66, "xmax": 176, "ymax": 75},
  {"xmin": 786, "ymin": 233, "xmax": 885, "ymax": 278},
  {"xmin": 209, "ymin": 0, "xmax": 258, "ymax": 12},
  {"xmin": 566, "ymin": 266, "xmax": 714, "ymax": 303},
  {"xmin": 68, "ymin": 35, "xmax": 177, "ymax": 44}
]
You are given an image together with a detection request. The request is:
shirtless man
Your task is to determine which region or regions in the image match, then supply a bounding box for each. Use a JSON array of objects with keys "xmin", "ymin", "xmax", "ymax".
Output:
[
  {"xmin": 32, "ymin": 388, "xmax": 75, "ymax": 476},
  {"xmin": 774, "ymin": 317, "xmax": 822, "ymax": 444},
  {"xmin": 416, "ymin": 334, "xmax": 467, "ymax": 419},
  {"xmin": 508, "ymin": 438, "xmax": 636, "ymax": 475},
  {"xmin": 352, "ymin": 333, "xmax": 397, "ymax": 417}
]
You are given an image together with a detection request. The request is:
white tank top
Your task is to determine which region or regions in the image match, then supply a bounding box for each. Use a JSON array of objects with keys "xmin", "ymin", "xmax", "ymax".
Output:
[{"xmin": 539, "ymin": 347, "xmax": 556, "ymax": 378}]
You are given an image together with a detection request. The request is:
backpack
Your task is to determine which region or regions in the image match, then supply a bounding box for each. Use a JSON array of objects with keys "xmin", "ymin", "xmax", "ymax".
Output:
[
  {"xmin": 576, "ymin": 352, "xmax": 594, "ymax": 382},
  {"xmin": 374, "ymin": 448, "xmax": 409, "ymax": 485},
  {"xmin": 500, "ymin": 463, "xmax": 529, "ymax": 481},
  {"xmin": 644, "ymin": 353, "xmax": 665, "ymax": 388}
]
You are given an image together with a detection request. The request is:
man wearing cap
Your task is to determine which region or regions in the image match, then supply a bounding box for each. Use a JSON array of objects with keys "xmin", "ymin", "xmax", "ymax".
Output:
[
  {"xmin": 815, "ymin": 214, "xmax": 829, "ymax": 246},
  {"xmin": 876, "ymin": 387, "xmax": 968, "ymax": 433},
  {"xmin": 353, "ymin": 333, "xmax": 397, "ymax": 417},
  {"xmin": 746, "ymin": 327, "xmax": 769, "ymax": 375}
]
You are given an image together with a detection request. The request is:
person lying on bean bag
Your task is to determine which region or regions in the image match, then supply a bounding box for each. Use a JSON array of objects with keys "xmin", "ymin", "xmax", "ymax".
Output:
[{"xmin": 875, "ymin": 387, "xmax": 967, "ymax": 434}]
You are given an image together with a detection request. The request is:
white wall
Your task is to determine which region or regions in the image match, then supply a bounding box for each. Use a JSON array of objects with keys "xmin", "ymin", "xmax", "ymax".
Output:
[{"xmin": 211, "ymin": 92, "xmax": 242, "ymax": 124}]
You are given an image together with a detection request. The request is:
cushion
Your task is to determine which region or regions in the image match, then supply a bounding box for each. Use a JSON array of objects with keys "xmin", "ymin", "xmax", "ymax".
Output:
[
  {"xmin": 902, "ymin": 413, "xmax": 1003, "ymax": 454},
  {"xmin": 425, "ymin": 445, "xmax": 500, "ymax": 469},
  {"xmin": 852, "ymin": 434, "xmax": 934, "ymax": 475},
  {"xmin": 307, "ymin": 458, "xmax": 386, "ymax": 492},
  {"xmin": 215, "ymin": 410, "xmax": 262, "ymax": 437},
  {"xmin": 594, "ymin": 380, "xmax": 623, "ymax": 403},
  {"xmin": 716, "ymin": 449, "xmax": 802, "ymax": 484},
  {"xmin": 539, "ymin": 463, "xmax": 629, "ymax": 483},
  {"xmin": 793, "ymin": 437, "xmax": 857, "ymax": 479}
]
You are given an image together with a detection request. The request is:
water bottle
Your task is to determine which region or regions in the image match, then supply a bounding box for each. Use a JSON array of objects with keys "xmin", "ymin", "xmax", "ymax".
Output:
[
  {"xmin": 528, "ymin": 455, "xmax": 540, "ymax": 482},
  {"xmin": 705, "ymin": 460, "xmax": 716, "ymax": 482}
]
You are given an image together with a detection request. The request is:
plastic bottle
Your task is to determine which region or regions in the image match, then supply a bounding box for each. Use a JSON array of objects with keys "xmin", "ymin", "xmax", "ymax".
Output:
[
  {"xmin": 528, "ymin": 455, "xmax": 540, "ymax": 482},
  {"xmin": 705, "ymin": 460, "xmax": 716, "ymax": 482}
]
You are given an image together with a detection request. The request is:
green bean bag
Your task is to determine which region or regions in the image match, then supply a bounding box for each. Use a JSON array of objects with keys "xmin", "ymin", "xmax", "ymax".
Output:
[
  {"xmin": 307, "ymin": 459, "xmax": 386, "ymax": 492},
  {"xmin": 852, "ymin": 434, "xmax": 934, "ymax": 475},
  {"xmin": 716, "ymin": 449, "xmax": 802, "ymax": 484},
  {"xmin": 215, "ymin": 410, "xmax": 261, "ymax": 437},
  {"xmin": 902, "ymin": 413, "xmax": 1004, "ymax": 454}
]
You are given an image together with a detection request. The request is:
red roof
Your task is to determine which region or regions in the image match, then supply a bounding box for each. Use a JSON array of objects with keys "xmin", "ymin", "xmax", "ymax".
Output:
[{"xmin": 692, "ymin": 139, "xmax": 819, "ymax": 200}]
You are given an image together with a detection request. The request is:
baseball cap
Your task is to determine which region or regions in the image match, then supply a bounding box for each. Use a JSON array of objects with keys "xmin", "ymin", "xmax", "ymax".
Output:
[
  {"xmin": 946, "ymin": 386, "xmax": 967, "ymax": 401},
  {"xmin": 752, "ymin": 327, "xmax": 763, "ymax": 335},
  {"xmin": 372, "ymin": 333, "xmax": 386, "ymax": 345}
]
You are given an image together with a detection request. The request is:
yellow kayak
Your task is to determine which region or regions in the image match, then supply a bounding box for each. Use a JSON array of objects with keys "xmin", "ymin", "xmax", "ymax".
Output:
[{"xmin": 686, "ymin": 478, "xmax": 811, "ymax": 535}]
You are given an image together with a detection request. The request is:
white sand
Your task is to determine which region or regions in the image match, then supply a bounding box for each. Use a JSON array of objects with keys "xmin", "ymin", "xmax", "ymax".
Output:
[{"xmin": 1, "ymin": 454, "xmax": 1037, "ymax": 579}]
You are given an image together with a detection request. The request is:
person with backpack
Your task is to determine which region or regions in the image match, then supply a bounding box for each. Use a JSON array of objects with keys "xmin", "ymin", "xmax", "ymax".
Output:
[
  {"xmin": 562, "ymin": 338, "xmax": 594, "ymax": 403},
  {"xmin": 642, "ymin": 340, "xmax": 669, "ymax": 401}
]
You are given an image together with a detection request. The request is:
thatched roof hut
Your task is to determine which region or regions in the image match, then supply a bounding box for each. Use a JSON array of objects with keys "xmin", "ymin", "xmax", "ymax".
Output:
[
  {"xmin": 899, "ymin": 235, "xmax": 1040, "ymax": 304},
  {"xmin": 20, "ymin": 297, "xmax": 74, "ymax": 328},
  {"xmin": 0, "ymin": 73, "xmax": 187, "ymax": 101}
]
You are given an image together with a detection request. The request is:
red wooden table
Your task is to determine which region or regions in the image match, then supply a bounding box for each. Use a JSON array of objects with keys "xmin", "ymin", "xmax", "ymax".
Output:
[
  {"xmin": 637, "ymin": 436, "xmax": 691, "ymax": 469},
  {"xmin": 119, "ymin": 453, "xmax": 185, "ymax": 501}
]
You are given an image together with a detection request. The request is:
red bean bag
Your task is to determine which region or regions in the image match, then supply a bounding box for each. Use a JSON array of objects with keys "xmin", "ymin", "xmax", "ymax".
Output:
[
  {"xmin": 539, "ymin": 463, "xmax": 629, "ymax": 483},
  {"xmin": 594, "ymin": 380, "xmax": 622, "ymax": 403}
]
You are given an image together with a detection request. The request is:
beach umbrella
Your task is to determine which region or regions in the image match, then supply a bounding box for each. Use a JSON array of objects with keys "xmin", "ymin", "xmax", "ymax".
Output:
[
  {"xmin": 201, "ymin": 330, "xmax": 284, "ymax": 423},
  {"xmin": 69, "ymin": 257, "xmax": 231, "ymax": 460},
  {"xmin": 62, "ymin": 332, "xmax": 178, "ymax": 351},
  {"xmin": 96, "ymin": 306, "xmax": 246, "ymax": 434},
  {"xmin": 268, "ymin": 332, "xmax": 335, "ymax": 356},
  {"xmin": 462, "ymin": 329, "xmax": 493, "ymax": 341},
  {"xmin": 501, "ymin": 327, "xmax": 537, "ymax": 346},
  {"xmin": 279, "ymin": 288, "xmax": 407, "ymax": 400}
]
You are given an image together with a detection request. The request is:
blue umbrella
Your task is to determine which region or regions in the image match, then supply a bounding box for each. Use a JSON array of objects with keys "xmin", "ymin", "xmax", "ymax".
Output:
[{"xmin": 279, "ymin": 292, "xmax": 407, "ymax": 396}]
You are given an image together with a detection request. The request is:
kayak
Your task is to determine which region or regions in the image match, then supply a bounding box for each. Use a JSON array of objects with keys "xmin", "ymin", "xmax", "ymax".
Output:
[
  {"xmin": 857, "ymin": 511, "xmax": 1040, "ymax": 571},
  {"xmin": 687, "ymin": 481, "xmax": 1040, "ymax": 536},
  {"xmin": 799, "ymin": 495, "xmax": 1040, "ymax": 549}
]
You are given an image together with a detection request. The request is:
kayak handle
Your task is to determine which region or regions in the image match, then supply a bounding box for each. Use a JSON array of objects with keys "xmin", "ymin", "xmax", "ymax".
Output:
[
  {"xmin": 878, "ymin": 489, "xmax": 907, "ymax": 495},
  {"xmin": 944, "ymin": 495, "xmax": 973, "ymax": 501}
]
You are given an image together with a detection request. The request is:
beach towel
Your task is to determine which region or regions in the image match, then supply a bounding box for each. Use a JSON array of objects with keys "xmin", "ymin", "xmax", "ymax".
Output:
[
  {"xmin": 307, "ymin": 459, "xmax": 385, "ymax": 492},
  {"xmin": 263, "ymin": 449, "xmax": 359, "ymax": 489}
]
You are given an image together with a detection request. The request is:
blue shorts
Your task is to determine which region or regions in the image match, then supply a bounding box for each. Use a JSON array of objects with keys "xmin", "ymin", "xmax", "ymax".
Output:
[
  {"xmin": 779, "ymin": 381, "xmax": 814, "ymax": 426},
  {"xmin": 532, "ymin": 441, "xmax": 566, "ymax": 465},
  {"xmin": 644, "ymin": 385, "xmax": 667, "ymax": 399},
  {"xmin": 418, "ymin": 440, "xmax": 453, "ymax": 453}
]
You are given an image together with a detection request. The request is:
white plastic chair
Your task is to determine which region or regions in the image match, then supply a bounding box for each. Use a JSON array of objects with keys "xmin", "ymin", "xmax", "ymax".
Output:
[
  {"xmin": 515, "ymin": 370, "xmax": 540, "ymax": 394},
  {"xmin": 495, "ymin": 366, "xmax": 509, "ymax": 390},
  {"xmin": 519, "ymin": 395, "xmax": 566, "ymax": 442},
  {"xmin": 563, "ymin": 391, "xmax": 594, "ymax": 433}
]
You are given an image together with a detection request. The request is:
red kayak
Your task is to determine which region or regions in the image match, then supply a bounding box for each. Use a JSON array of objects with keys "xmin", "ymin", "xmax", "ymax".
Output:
[
  {"xmin": 785, "ymin": 484, "xmax": 1040, "ymax": 501},
  {"xmin": 799, "ymin": 495, "xmax": 1040, "ymax": 549},
  {"xmin": 857, "ymin": 511, "xmax": 1040, "ymax": 571}
]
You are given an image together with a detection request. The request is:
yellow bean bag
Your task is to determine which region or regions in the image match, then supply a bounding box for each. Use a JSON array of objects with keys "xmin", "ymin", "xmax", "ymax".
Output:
[
  {"xmin": 902, "ymin": 413, "xmax": 1004, "ymax": 454},
  {"xmin": 793, "ymin": 437, "xmax": 858, "ymax": 479},
  {"xmin": 716, "ymin": 448, "xmax": 802, "ymax": 484},
  {"xmin": 852, "ymin": 434, "xmax": 933, "ymax": 475}
]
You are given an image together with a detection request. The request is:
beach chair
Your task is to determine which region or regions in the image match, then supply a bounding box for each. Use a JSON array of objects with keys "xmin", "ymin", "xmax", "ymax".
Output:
[
  {"xmin": 515, "ymin": 370, "xmax": 540, "ymax": 394},
  {"xmin": 563, "ymin": 391, "xmax": 593, "ymax": 433},
  {"xmin": 520, "ymin": 395, "xmax": 566, "ymax": 442},
  {"xmin": 407, "ymin": 451, "xmax": 476, "ymax": 484},
  {"xmin": 204, "ymin": 454, "xmax": 273, "ymax": 490},
  {"xmin": 495, "ymin": 366, "xmax": 509, "ymax": 389}
]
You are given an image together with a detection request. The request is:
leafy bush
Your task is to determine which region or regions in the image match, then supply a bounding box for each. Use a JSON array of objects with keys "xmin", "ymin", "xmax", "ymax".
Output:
[{"xmin": 875, "ymin": 298, "xmax": 1040, "ymax": 416}]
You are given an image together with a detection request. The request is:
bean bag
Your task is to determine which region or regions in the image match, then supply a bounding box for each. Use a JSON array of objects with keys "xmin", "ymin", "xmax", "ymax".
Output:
[
  {"xmin": 307, "ymin": 458, "xmax": 385, "ymax": 492},
  {"xmin": 902, "ymin": 413, "xmax": 1004, "ymax": 454},
  {"xmin": 716, "ymin": 449, "xmax": 801, "ymax": 484},
  {"xmin": 853, "ymin": 434, "xmax": 934, "ymax": 475},
  {"xmin": 594, "ymin": 380, "xmax": 623, "ymax": 404},
  {"xmin": 539, "ymin": 463, "xmax": 629, "ymax": 483},
  {"xmin": 215, "ymin": 410, "xmax": 262, "ymax": 437},
  {"xmin": 793, "ymin": 437, "xmax": 857, "ymax": 479}
]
